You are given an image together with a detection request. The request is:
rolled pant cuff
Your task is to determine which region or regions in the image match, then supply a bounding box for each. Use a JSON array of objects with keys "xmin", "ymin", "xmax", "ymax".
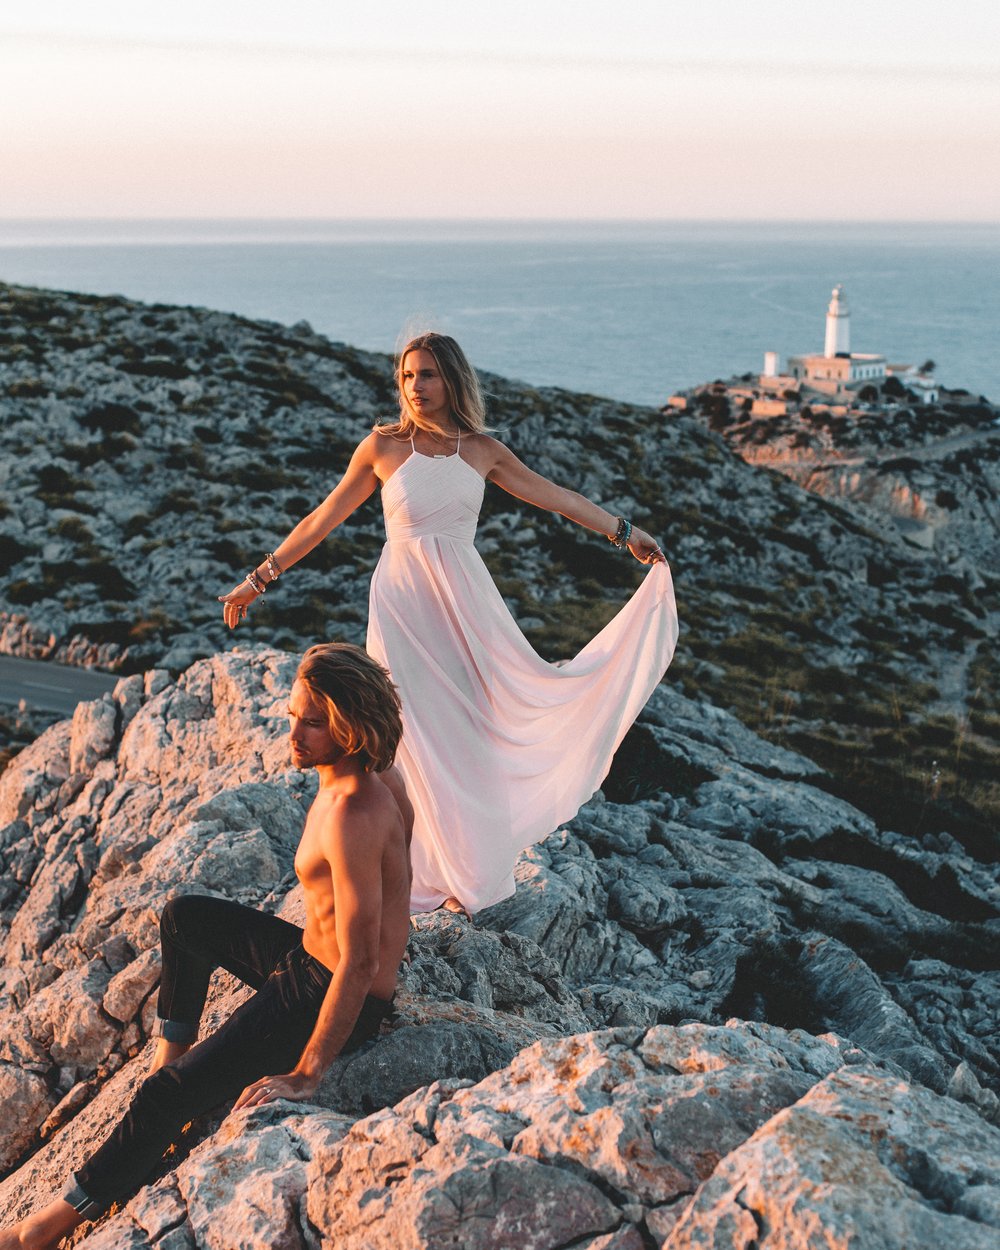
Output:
[
  {"xmin": 64, "ymin": 1176, "xmax": 105, "ymax": 1221},
  {"xmin": 152, "ymin": 1017, "xmax": 199, "ymax": 1044}
]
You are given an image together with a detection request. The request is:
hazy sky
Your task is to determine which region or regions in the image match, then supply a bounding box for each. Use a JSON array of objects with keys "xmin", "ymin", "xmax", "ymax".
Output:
[{"xmin": 3, "ymin": 1, "xmax": 998, "ymax": 219}]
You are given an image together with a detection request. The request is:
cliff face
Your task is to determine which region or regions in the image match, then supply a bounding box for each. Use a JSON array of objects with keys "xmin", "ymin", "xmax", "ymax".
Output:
[
  {"xmin": 2, "ymin": 281, "xmax": 999, "ymax": 842},
  {"xmin": 688, "ymin": 388, "xmax": 1000, "ymax": 571},
  {"xmin": 1, "ymin": 649, "xmax": 998, "ymax": 1247}
]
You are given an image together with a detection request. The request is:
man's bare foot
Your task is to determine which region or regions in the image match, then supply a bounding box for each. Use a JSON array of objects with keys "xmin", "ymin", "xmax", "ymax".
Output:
[
  {"xmin": 439, "ymin": 897, "xmax": 472, "ymax": 921},
  {"xmin": 0, "ymin": 1199, "xmax": 83, "ymax": 1249},
  {"xmin": 150, "ymin": 1038, "xmax": 191, "ymax": 1073}
]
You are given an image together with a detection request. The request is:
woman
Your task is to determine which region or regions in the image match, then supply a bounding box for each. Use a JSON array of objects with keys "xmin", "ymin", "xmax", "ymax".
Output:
[{"xmin": 220, "ymin": 332, "xmax": 678, "ymax": 915}]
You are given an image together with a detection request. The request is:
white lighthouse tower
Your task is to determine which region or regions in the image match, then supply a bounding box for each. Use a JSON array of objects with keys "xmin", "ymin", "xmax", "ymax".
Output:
[
  {"xmin": 824, "ymin": 284, "xmax": 850, "ymax": 357},
  {"xmin": 786, "ymin": 284, "xmax": 886, "ymax": 390}
]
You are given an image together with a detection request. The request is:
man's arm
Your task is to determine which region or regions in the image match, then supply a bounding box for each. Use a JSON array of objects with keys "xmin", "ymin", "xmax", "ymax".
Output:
[{"xmin": 232, "ymin": 804, "xmax": 383, "ymax": 1109}]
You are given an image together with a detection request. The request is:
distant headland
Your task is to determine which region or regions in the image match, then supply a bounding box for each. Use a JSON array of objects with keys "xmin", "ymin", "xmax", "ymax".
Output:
[{"xmin": 665, "ymin": 284, "xmax": 999, "ymax": 566}]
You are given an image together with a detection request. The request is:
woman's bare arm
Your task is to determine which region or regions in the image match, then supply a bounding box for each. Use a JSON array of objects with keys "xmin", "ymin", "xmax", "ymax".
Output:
[
  {"xmin": 486, "ymin": 442, "xmax": 665, "ymax": 564},
  {"xmin": 219, "ymin": 434, "xmax": 381, "ymax": 625}
]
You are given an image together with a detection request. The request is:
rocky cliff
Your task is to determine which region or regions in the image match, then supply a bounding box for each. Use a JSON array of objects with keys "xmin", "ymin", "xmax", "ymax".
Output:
[
  {"xmin": 2, "ymin": 281, "xmax": 998, "ymax": 845},
  {"xmin": 678, "ymin": 378, "xmax": 1000, "ymax": 572},
  {"xmin": 1, "ymin": 648, "xmax": 998, "ymax": 1248}
]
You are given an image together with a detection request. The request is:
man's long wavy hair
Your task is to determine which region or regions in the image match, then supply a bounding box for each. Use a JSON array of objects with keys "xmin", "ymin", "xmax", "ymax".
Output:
[
  {"xmin": 296, "ymin": 643, "xmax": 402, "ymax": 773},
  {"xmin": 377, "ymin": 332, "xmax": 489, "ymax": 439}
]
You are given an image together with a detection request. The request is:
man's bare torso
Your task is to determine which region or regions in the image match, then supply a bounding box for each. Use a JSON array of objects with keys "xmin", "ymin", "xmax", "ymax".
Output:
[{"xmin": 294, "ymin": 764, "xmax": 413, "ymax": 1000}]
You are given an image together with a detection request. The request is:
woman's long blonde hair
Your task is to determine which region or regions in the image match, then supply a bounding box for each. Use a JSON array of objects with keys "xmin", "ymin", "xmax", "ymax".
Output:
[{"xmin": 377, "ymin": 332, "xmax": 489, "ymax": 439}]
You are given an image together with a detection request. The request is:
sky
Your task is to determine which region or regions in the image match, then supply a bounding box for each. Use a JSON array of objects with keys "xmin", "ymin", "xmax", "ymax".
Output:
[{"xmin": 2, "ymin": 1, "xmax": 999, "ymax": 220}]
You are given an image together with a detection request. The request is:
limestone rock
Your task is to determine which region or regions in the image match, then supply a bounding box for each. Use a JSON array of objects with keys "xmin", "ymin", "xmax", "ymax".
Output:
[
  {"xmin": 33, "ymin": 1023, "xmax": 1000, "ymax": 1250},
  {"xmin": 0, "ymin": 645, "xmax": 998, "ymax": 1249},
  {"xmin": 103, "ymin": 947, "xmax": 161, "ymax": 1027},
  {"xmin": 24, "ymin": 957, "xmax": 122, "ymax": 1069},
  {"xmin": 0, "ymin": 720, "xmax": 70, "ymax": 826},
  {"xmin": 0, "ymin": 1063, "xmax": 54, "ymax": 1171},
  {"xmin": 668, "ymin": 1064, "xmax": 1000, "ymax": 1249},
  {"xmin": 69, "ymin": 695, "xmax": 118, "ymax": 776}
]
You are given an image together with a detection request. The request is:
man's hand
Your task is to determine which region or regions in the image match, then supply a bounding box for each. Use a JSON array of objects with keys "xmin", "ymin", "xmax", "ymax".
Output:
[{"xmin": 231, "ymin": 1071, "xmax": 321, "ymax": 1112}]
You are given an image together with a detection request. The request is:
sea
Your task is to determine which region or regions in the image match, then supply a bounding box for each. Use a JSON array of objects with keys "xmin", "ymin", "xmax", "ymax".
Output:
[{"xmin": 1, "ymin": 219, "xmax": 997, "ymax": 407}]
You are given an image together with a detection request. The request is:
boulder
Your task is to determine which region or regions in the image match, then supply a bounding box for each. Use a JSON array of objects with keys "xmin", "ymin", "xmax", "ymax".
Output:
[{"xmin": 669, "ymin": 1064, "xmax": 1000, "ymax": 1248}]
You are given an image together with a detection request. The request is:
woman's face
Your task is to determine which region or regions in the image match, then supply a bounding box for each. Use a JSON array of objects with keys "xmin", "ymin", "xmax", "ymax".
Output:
[{"xmin": 401, "ymin": 348, "xmax": 451, "ymax": 425}]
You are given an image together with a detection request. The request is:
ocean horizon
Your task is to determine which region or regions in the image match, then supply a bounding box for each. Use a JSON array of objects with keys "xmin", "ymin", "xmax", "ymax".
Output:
[{"xmin": 1, "ymin": 218, "xmax": 997, "ymax": 406}]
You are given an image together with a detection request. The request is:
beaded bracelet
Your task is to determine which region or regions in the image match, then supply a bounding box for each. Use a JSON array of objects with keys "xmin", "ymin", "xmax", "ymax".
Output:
[
  {"xmin": 608, "ymin": 517, "xmax": 633, "ymax": 549},
  {"xmin": 246, "ymin": 568, "xmax": 266, "ymax": 595},
  {"xmin": 265, "ymin": 551, "xmax": 284, "ymax": 582}
]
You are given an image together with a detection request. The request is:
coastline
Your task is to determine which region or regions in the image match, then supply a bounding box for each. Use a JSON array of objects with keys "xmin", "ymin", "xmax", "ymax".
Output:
[{"xmin": 1, "ymin": 220, "xmax": 998, "ymax": 406}]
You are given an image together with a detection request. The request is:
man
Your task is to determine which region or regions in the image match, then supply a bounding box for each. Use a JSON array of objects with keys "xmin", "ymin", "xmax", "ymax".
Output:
[{"xmin": 2, "ymin": 643, "xmax": 413, "ymax": 1250}]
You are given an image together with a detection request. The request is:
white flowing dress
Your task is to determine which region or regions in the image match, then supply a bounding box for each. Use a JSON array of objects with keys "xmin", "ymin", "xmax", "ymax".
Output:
[{"xmin": 366, "ymin": 439, "xmax": 679, "ymax": 913}]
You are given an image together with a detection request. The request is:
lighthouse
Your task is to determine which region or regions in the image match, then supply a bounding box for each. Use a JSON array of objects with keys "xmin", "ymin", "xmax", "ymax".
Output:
[
  {"xmin": 824, "ymin": 284, "xmax": 850, "ymax": 358},
  {"xmin": 786, "ymin": 286, "xmax": 886, "ymax": 390}
]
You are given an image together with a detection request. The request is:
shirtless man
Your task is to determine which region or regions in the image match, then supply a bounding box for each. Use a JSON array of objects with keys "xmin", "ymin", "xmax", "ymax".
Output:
[{"xmin": 2, "ymin": 642, "xmax": 413, "ymax": 1250}]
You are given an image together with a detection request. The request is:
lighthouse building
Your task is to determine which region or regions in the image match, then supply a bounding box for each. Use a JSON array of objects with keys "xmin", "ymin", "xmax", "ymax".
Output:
[{"xmin": 785, "ymin": 285, "xmax": 887, "ymax": 392}]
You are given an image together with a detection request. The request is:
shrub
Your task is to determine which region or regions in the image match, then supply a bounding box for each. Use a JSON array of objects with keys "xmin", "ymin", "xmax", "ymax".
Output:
[
  {"xmin": 51, "ymin": 516, "xmax": 94, "ymax": 542},
  {"xmin": 36, "ymin": 464, "xmax": 82, "ymax": 494},
  {"xmin": 0, "ymin": 535, "xmax": 35, "ymax": 574},
  {"xmin": 165, "ymin": 443, "xmax": 207, "ymax": 474},
  {"xmin": 208, "ymin": 536, "xmax": 250, "ymax": 568},
  {"xmin": 152, "ymin": 489, "xmax": 198, "ymax": 517},
  {"xmin": 35, "ymin": 556, "xmax": 134, "ymax": 599},
  {"xmin": 62, "ymin": 441, "xmax": 105, "ymax": 468},
  {"xmin": 7, "ymin": 378, "xmax": 49, "ymax": 398},
  {"xmin": 129, "ymin": 609, "xmax": 175, "ymax": 643},
  {"xmin": 120, "ymin": 357, "xmax": 191, "ymax": 380},
  {"xmin": 81, "ymin": 403, "xmax": 142, "ymax": 436},
  {"xmin": 5, "ymin": 579, "xmax": 43, "ymax": 605},
  {"xmin": 123, "ymin": 512, "xmax": 151, "ymax": 540}
]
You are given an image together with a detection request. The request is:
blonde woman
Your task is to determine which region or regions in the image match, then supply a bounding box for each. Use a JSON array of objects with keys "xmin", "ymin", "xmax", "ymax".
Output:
[{"xmin": 220, "ymin": 332, "xmax": 678, "ymax": 917}]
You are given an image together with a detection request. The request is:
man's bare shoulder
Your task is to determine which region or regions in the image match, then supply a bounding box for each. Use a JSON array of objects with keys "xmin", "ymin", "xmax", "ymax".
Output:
[
  {"xmin": 376, "ymin": 765, "xmax": 414, "ymax": 835},
  {"xmin": 313, "ymin": 771, "xmax": 409, "ymax": 854}
]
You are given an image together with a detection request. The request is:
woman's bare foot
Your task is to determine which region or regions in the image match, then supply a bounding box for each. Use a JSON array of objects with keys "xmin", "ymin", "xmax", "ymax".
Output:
[
  {"xmin": 0, "ymin": 1199, "xmax": 83, "ymax": 1249},
  {"xmin": 150, "ymin": 1038, "xmax": 191, "ymax": 1073},
  {"xmin": 439, "ymin": 897, "xmax": 472, "ymax": 921}
]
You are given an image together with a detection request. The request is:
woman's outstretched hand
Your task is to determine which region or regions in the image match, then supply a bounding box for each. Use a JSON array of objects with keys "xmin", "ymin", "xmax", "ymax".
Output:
[
  {"xmin": 627, "ymin": 526, "xmax": 666, "ymax": 565},
  {"xmin": 218, "ymin": 580, "xmax": 257, "ymax": 629}
]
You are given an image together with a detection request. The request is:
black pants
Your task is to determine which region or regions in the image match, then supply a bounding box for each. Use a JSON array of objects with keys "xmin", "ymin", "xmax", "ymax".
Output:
[{"xmin": 65, "ymin": 895, "xmax": 393, "ymax": 1219}]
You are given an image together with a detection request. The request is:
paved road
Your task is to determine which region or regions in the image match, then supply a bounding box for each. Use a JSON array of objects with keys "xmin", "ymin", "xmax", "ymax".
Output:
[{"xmin": 0, "ymin": 655, "xmax": 119, "ymax": 716}]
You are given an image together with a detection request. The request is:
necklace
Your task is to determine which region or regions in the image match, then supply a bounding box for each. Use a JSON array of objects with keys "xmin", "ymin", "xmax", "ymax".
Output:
[
  {"xmin": 416, "ymin": 425, "xmax": 462, "ymax": 459},
  {"xmin": 419, "ymin": 427, "xmax": 461, "ymax": 447}
]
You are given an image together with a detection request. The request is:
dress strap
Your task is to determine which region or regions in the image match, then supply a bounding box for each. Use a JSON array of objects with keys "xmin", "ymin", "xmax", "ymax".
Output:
[
  {"xmin": 456, "ymin": 429, "xmax": 461, "ymax": 451},
  {"xmin": 410, "ymin": 436, "xmax": 416, "ymax": 452}
]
